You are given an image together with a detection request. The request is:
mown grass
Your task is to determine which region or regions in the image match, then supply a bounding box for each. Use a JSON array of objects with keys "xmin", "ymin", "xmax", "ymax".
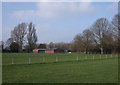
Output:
[{"xmin": 2, "ymin": 53, "xmax": 118, "ymax": 83}]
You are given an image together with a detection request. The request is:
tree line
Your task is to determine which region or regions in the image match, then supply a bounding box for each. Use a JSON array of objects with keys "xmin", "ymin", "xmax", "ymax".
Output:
[
  {"xmin": 73, "ymin": 14, "xmax": 119, "ymax": 54},
  {"xmin": 2, "ymin": 22, "xmax": 37, "ymax": 53},
  {"xmin": 1, "ymin": 14, "xmax": 119, "ymax": 54}
]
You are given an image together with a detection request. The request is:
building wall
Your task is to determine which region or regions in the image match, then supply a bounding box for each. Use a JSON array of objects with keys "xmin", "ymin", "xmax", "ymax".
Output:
[
  {"xmin": 45, "ymin": 50, "xmax": 54, "ymax": 53},
  {"xmin": 54, "ymin": 49, "xmax": 64, "ymax": 53},
  {"xmin": 33, "ymin": 50, "xmax": 38, "ymax": 53},
  {"xmin": 33, "ymin": 49, "xmax": 55, "ymax": 53}
]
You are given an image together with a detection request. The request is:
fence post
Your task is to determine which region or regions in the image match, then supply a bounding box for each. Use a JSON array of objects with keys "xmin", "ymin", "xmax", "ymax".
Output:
[
  {"xmin": 85, "ymin": 56, "xmax": 87, "ymax": 60},
  {"xmin": 84, "ymin": 54, "xmax": 87, "ymax": 60},
  {"xmin": 29, "ymin": 56, "xmax": 31, "ymax": 64},
  {"xmin": 77, "ymin": 56, "xmax": 78, "ymax": 61},
  {"xmin": 56, "ymin": 56, "xmax": 58, "ymax": 62},
  {"xmin": 43, "ymin": 56, "xmax": 45, "ymax": 64},
  {"xmin": 100, "ymin": 55, "xmax": 101, "ymax": 59},
  {"xmin": 93, "ymin": 55, "xmax": 94, "ymax": 60},
  {"xmin": 12, "ymin": 57, "xmax": 14, "ymax": 64},
  {"xmin": 111, "ymin": 54, "xmax": 112, "ymax": 58},
  {"xmin": 106, "ymin": 55, "xmax": 107, "ymax": 59}
]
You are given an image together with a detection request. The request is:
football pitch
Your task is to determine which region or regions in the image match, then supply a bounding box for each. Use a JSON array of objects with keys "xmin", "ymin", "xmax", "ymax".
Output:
[{"xmin": 2, "ymin": 53, "xmax": 118, "ymax": 83}]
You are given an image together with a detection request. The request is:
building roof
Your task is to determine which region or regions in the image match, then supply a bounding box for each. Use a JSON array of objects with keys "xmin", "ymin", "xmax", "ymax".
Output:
[
  {"xmin": 33, "ymin": 48, "xmax": 57, "ymax": 51},
  {"xmin": 33, "ymin": 49, "xmax": 46, "ymax": 50}
]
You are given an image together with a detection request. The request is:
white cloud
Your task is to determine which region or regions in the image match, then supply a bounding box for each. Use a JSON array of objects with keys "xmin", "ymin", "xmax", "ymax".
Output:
[
  {"xmin": 10, "ymin": 2, "xmax": 95, "ymax": 42},
  {"xmin": 11, "ymin": 10, "xmax": 36, "ymax": 20},
  {"xmin": 78, "ymin": 2, "xmax": 94, "ymax": 13},
  {"xmin": 11, "ymin": 2, "xmax": 95, "ymax": 19}
]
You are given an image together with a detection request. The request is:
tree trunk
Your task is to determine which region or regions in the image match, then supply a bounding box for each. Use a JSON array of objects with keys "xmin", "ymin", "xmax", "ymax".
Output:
[
  {"xmin": 19, "ymin": 42, "xmax": 23, "ymax": 53},
  {"xmin": 100, "ymin": 47, "xmax": 103, "ymax": 54}
]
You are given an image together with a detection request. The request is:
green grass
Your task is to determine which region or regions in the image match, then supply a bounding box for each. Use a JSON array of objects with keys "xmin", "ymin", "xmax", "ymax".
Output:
[
  {"xmin": 2, "ymin": 53, "xmax": 118, "ymax": 83},
  {"xmin": 2, "ymin": 53, "xmax": 118, "ymax": 65}
]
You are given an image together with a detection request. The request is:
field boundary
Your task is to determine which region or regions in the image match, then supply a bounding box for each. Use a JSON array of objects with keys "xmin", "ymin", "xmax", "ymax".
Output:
[{"xmin": 2, "ymin": 53, "xmax": 118, "ymax": 65}]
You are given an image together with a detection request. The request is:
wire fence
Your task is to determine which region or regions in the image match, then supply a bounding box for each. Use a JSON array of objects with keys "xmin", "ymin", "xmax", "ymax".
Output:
[{"xmin": 2, "ymin": 53, "xmax": 118, "ymax": 65}]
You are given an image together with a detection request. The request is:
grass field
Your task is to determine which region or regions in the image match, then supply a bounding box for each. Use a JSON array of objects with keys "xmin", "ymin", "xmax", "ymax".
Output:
[{"xmin": 2, "ymin": 53, "xmax": 118, "ymax": 83}]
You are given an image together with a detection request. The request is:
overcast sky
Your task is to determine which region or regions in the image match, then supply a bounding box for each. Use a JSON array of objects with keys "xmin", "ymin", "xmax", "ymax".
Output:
[{"xmin": 2, "ymin": 2, "xmax": 118, "ymax": 44}]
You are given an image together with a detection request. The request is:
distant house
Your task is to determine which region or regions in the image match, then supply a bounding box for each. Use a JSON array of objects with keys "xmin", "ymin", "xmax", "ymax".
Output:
[
  {"xmin": 33, "ymin": 48, "xmax": 64, "ymax": 53},
  {"xmin": 45, "ymin": 49, "xmax": 54, "ymax": 53},
  {"xmin": 33, "ymin": 49, "xmax": 46, "ymax": 53},
  {"xmin": 54, "ymin": 48, "xmax": 64, "ymax": 53}
]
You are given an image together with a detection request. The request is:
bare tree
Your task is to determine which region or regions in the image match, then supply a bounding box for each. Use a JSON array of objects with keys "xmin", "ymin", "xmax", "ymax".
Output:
[
  {"xmin": 49, "ymin": 42, "xmax": 55, "ymax": 48},
  {"xmin": 38, "ymin": 43, "xmax": 46, "ymax": 49},
  {"xmin": 5, "ymin": 38, "xmax": 13, "ymax": 48},
  {"xmin": 11, "ymin": 22, "xmax": 27, "ymax": 52},
  {"xmin": 111, "ymin": 14, "xmax": 120, "ymax": 53},
  {"xmin": 0, "ymin": 41, "xmax": 3, "ymax": 52},
  {"xmin": 82, "ymin": 29, "xmax": 94, "ymax": 54},
  {"xmin": 27, "ymin": 22, "xmax": 37, "ymax": 52},
  {"xmin": 91, "ymin": 18, "xmax": 110, "ymax": 54},
  {"xmin": 73, "ymin": 29, "xmax": 94, "ymax": 53},
  {"xmin": 112, "ymin": 14, "xmax": 119, "ymax": 40},
  {"xmin": 73, "ymin": 34, "xmax": 84, "ymax": 52},
  {"xmin": 10, "ymin": 42, "xmax": 19, "ymax": 53}
]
